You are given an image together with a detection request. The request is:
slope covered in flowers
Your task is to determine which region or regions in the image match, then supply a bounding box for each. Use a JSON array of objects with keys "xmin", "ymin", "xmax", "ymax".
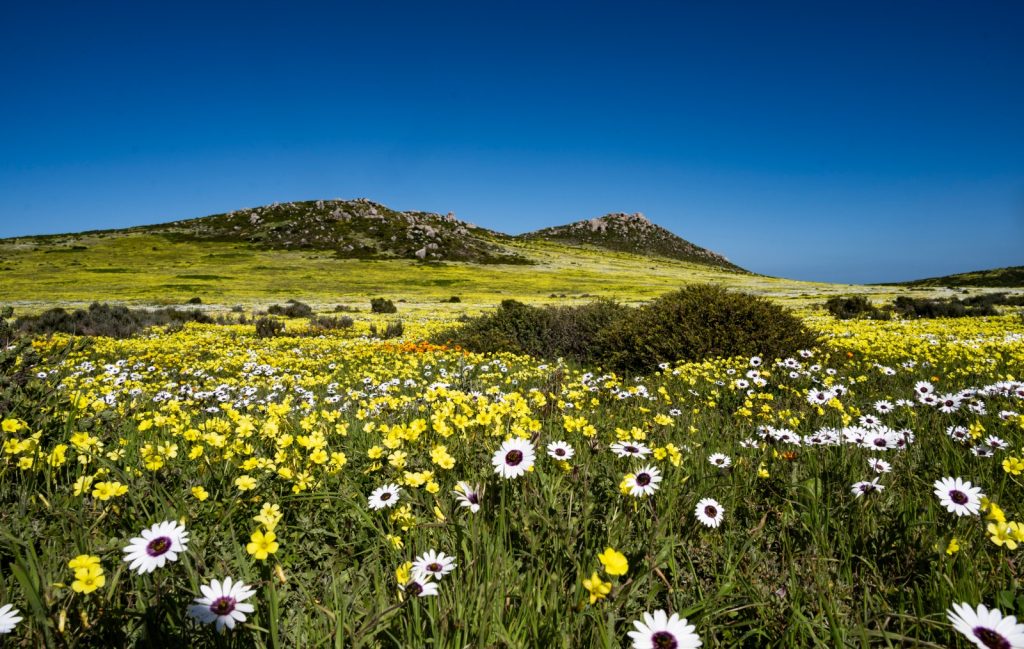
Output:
[{"xmin": 0, "ymin": 314, "xmax": 1023, "ymax": 647}]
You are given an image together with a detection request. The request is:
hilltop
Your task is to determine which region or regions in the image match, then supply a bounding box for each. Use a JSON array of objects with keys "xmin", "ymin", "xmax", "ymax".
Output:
[
  {"xmin": 139, "ymin": 199, "xmax": 530, "ymax": 265},
  {"xmin": 521, "ymin": 212, "xmax": 742, "ymax": 271},
  {"xmin": 884, "ymin": 265, "xmax": 1024, "ymax": 288}
]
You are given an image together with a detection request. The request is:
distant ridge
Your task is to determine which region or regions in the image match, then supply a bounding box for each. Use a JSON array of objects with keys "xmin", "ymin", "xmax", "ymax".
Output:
[
  {"xmin": 883, "ymin": 265, "xmax": 1024, "ymax": 288},
  {"xmin": 520, "ymin": 212, "xmax": 743, "ymax": 271},
  {"xmin": 1, "ymin": 199, "xmax": 745, "ymax": 271}
]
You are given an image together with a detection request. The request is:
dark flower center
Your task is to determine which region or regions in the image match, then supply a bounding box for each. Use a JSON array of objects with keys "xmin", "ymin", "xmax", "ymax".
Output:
[
  {"xmin": 146, "ymin": 536, "xmax": 172, "ymax": 557},
  {"xmin": 505, "ymin": 450, "xmax": 523, "ymax": 466},
  {"xmin": 209, "ymin": 596, "xmax": 236, "ymax": 616},
  {"xmin": 973, "ymin": 627, "xmax": 1010, "ymax": 649},
  {"xmin": 636, "ymin": 473, "xmax": 651, "ymax": 487},
  {"xmin": 406, "ymin": 582, "xmax": 423, "ymax": 596},
  {"xmin": 950, "ymin": 490, "xmax": 968, "ymax": 505},
  {"xmin": 380, "ymin": 492, "xmax": 392, "ymax": 501},
  {"xmin": 704, "ymin": 505, "xmax": 718, "ymax": 518},
  {"xmin": 467, "ymin": 492, "xmax": 479, "ymax": 504},
  {"xmin": 428, "ymin": 562, "xmax": 443, "ymax": 573},
  {"xmin": 873, "ymin": 438, "xmax": 887, "ymax": 447},
  {"xmin": 555, "ymin": 449, "xmax": 565, "ymax": 456},
  {"xmin": 625, "ymin": 445, "xmax": 638, "ymax": 453},
  {"xmin": 651, "ymin": 630, "xmax": 678, "ymax": 649}
]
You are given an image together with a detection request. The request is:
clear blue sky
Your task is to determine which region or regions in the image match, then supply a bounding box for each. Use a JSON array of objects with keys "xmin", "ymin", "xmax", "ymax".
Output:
[{"xmin": 1, "ymin": 1, "xmax": 1021, "ymax": 283}]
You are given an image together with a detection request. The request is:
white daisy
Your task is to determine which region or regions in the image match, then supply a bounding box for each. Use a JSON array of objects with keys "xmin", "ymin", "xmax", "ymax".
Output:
[
  {"xmin": 122, "ymin": 520, "xmax": 189, "ymax": 575},
  {"xmin": 628, "ymin": 609, "xmax": 702, "ymax": 649},
  {"xmin": 368, "ymin": 483, "xmax": 402, "ymax": 510},
  {"xmin": 913, "ymin": 380, "xmax": 934, "ymax": 396},
  {"xmin": 187, "ymin": 577, "xmax": 256, "ymax": 633},
  {"xmin": 491, "ymin": 438, "xmax": 536, "ymax": 479},
  {"xmin": 707, "ymin": 453, "xmax": 732, "ymax": 469},
  {"xmin": 694, "ymin": 498, "xmax": 724, "ymax": 528},
  {"xmin": 867, "ymin": 458, "xmax": 892, "ymax": 474},
  {"xmin": 933, "ymin": 477, "xmax": 983, "ymax": 517},
  {"xmin": 412, "ymin": 549, "xmax": 457, "ymax": 581},
  {"xmin": 625, "ymin": 465, "xmax": 662, "ymax": 497},
  {"xmin": 851, "ymin": 478, "xmax": 884, "ymax": 497},
  {"xmin": 546, "ymin": 441, "xmax": 575, "ymax": 460},
  {"xmin": 609, "ymin": 441, "xmax": 652, "ymax": 459},
  {"xmin": 749, "ymin": 356, "xmax": 762, "ymax": 367},
  {"xmin": 0, "ymin": 604, "xmax": 22, "ymax": 634},
  {"xmin": 400, "ymin": 578, "xmax": 439, "ymax": 597},
  {"xmin": 947, "ymin": 602, "xmax": 1024, "ymax": 649},
  {"xmin": 452, "ymin": 481, "xmax": 482, "ymax": 513},
  {"xmin": 937, "ymin": 393, "xmax": 962, "ymax": 413}
]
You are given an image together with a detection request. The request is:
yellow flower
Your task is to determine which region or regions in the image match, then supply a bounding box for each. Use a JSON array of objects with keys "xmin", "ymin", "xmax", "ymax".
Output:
[
  {"xmin": 246, "ymin": 529, "xmax": 279, "ymax": 560},
  {"xmin": 619, "ymin": 474, "xmax": 634, "ymax": 496},
  {"xmin": 68, "ymin": 555, "xmax": 101, "ymax": 571},
  {"xmin": 254, "ymin": 503, "xmax": 282, "ymax": 530},
  {"xmin": 395, "ymin": 561, "xmax": 412, "ymax": 585},
  {"xmin": 191, "ymin": 486, "xmax": 209, "ymax": 501},
  {"xmin": 1003, "ymin": 457, "xmax": 1024, "ymax": 476},
  {"xmin": 72, "ymin": 566, "xmax": 106, "ymax": 594},
  {"xmin": 72, "ymin": 475, "xmax": 95, "ymax": 496},
  {"xmin": 582, "ymin": 571, "xmax": 612, "ymax": 604},
  {"xmin": 235, "ymin": 475, "xmax": 257, "ymax": 492},
  {"xmin": 1, "ymin": 419, "xmax": 22, "ymax": 433},
  {"xmin": 386, "ymin": 534, "xmax": 404, "ymax": 550},
  {"xmin": 91, "ymin": 481, "xmax": 128, "ymax": 501},
  {"xmin": 598, "ymin": 547, "xmax": 628, "ymax": 576},
  {"xmin": 945, "ymin": 538, "xmax": 960, "ymax": 555},
  {"xmin": 988, "ymin": 522, "xmax": 1018, "ymax": 550}
]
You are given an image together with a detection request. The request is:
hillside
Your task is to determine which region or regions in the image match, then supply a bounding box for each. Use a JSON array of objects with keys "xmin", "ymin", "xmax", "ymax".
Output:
[
  {"xmin": 520, "ymin": 212, "xmax": 743, "ymax": 271},
  {"xmin": 885, "ymin": 265, "xmax": 1024, "ymax": 288},
  {"xmin": 140, "ymin": 199, "xmax": 530, "ymax": 264}
]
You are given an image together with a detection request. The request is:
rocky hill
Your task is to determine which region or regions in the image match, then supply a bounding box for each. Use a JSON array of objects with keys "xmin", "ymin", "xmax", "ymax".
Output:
[
  {"xmin": 144, "ymin": 199, "xmax": 530, "ymax": 264},
  {"xmin": 519, "ymin": 212, "xmax": 743, "ymax": 271},
  {"xmin": 883, "ymin": 265, "xmax": 1024, "ymax": 288}
]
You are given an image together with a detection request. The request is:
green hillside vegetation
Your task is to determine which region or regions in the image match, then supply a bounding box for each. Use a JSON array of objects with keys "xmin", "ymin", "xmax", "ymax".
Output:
[
  {"xmin": 885, "ymin": 265, "xmax": 1024, "ymax": 288},
  {"xmin": 522, "ymin": 211, "xmax": 744, "ymax": 270}
]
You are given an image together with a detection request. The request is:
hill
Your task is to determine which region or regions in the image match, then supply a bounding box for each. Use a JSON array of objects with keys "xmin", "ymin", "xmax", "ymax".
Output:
[
  {"xmin": 885, "ymin": 265, "xmax": 1024, "ymax": 288},
  {"xmin": 519, "ymin": 212, "xmax": 743, "ymax": 271},
  {"xmin": 139, "ymin": 198, "xmax": 529, "ymax": 265}
]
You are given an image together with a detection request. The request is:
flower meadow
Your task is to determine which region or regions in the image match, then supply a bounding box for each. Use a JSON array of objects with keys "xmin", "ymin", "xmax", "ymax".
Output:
[{"xmin": 0, "ymin": 313, "xmax": 1023, "ymax": 647}]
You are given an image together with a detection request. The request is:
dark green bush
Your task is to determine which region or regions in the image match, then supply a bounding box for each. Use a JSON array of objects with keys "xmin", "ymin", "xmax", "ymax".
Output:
[
  {"xmin": 255, "ymin": 316, "xmax": 285, "ymax": 338},
  {"xmin": 369, "ymin": 320, "xmax": 404, "ymax": 339},
  {"xmin": 370, "ymin": 298, "xmax": 398, "ymax": 314},
  {"xmin": 825, "ymin": 296, "xmax": 885, "ymax": 320},
  {"xmin": 432, "ymin": 299, "xmax": 630, "ymax": 365},
  {"xmin": 309, "ymin": 315, "xmax": 354, "ymax": 330},
  {"xmin": 15, "ymin": 303, "xmax": 213, "ymax": 339},
  {"xmin": 268, "ymin": 299, "xmax": 313, "ymax": 318},
  {"xmin": 891, "ymin": 296, "xmax": 997, "ymax": 319},
  {"xmin": 187, "ymin": 296, "xmax": 203, "ymax": 304},
  {"xmin": 597, "ymin": 285, "xmax": 818, "ymax": 372},
  {"xmin": 443, "ymin": 296, "xmax": 461, "ymax": 303},
  {"xmin": 436, "ymin": 286, "xmax": 817, "ymax": 373}
]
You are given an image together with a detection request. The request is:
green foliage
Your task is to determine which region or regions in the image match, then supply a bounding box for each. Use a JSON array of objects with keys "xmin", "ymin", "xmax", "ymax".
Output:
[
  {"xmin": 14, "ymin": 303, "xmax": 213, "ymax": 339},
  {"xmin": 308, "ymin": 315, "xmax": 354, "ymax": 330},
  {"xmin": 598, "ymin": 285, "xmax": 819, "ymax": 372},
  {"xmin": 825, "ymin": 296, "xmax": 887, "ymax": 320},
  {"xmin": 254, "ymin": 316, "xmax": 285, "ymax": 338},
  {"xmin": 267, "ymin": 299, "xmax": 313, "ymax": 318},
  {"xmin": 434, "ymin": 299, "xmax": 628, "ymax": 365},
  {"xmin": 370, "ymin": 297, "xmax": 398, "ymax": 314},
  {"xmin": 892, "ymin": 296, "xmax": 998, "ymax": 319}
]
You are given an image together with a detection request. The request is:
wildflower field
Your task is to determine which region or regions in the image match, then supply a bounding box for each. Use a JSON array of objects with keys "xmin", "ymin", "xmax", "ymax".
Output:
[{"xmin": 1, "ymin": 311, "xmax": 1023, "ymax": 647}]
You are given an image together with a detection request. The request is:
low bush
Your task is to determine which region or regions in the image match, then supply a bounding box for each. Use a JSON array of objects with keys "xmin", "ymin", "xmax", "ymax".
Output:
[
  {"xmin": 597, "ymin": 285, "xmax": 818, "ymax": 372},
  {"xmin": 369, "ymin": 320, "xmax": 404, "ymax": 339},
  {"xmin": 892, "ymin": 296, "xmax": 998, "ymax": 319},
  {"xmin": 309, "ymin": 315, "xmax": 354, "ymax": 330},
  {"xmin": 826, "ymin": 296, "xmax": 885, "ymax": 320},
  {"xmin": 370, "ymin": 298, "xmax": 398, "ymax": 314},
  {"xmin": 15, "ymin": 303, "xmax": 213, "ymax": 339},
  {"xmin": 254, "ymin": 316, "xmax": 285, "ymax": 338},
  {"xmin": 267, "ymin": 300, "xmax": 313, "ymax": 318},
  {"xmin": 434, "ymin": 286, "xmax": 816, "ymax": 372}
]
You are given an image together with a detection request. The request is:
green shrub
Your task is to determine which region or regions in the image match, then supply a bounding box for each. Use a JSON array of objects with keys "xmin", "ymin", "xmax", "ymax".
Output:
[
  {"xmin": 369, "ymin": 320, "xmax": 404, "ymax": 339},
  {"xmin": 892, "ymin": 296, "xmax": 997, "ymax": 319},
  {"xmin": 825, "ymin": 296, "xmax": 885, "ymax": 320},
  {"xmin": 267, "ymin": 299, "xmax": 313, "ymax": 318},
  {"xmin": 309, "ymin": 315, "xmax": 354, "ymax": 330},
  {"xmin": 597, "ymin": 285, "xmax": 818, "ymax": 372},
  {"xmin": 255, "ymin": 316, "xmax": 285, "ymax": 338},
  {"xmin": 432, "ymin": 299, "xmax": 630, "ymax": 365},
  {"xmin": 15, "ymin": 303, "xmax": 213, "ymax": 339},
  {"xmin": 370, "ymin": 298, "xmax": 398, "ymax": 314}
]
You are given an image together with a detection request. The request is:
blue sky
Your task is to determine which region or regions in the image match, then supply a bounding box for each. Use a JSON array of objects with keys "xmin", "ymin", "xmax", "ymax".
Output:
[{"xmin": 1, "ymin": 1, "xmax": 1021, "ymax": 283}]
